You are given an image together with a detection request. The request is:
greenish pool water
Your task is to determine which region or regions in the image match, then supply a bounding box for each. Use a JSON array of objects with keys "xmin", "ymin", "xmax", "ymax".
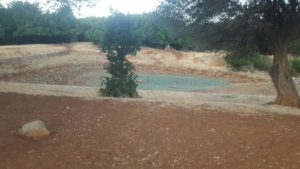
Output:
[{"xmin": 79, "ymin": 72, "xmax": 229, "ymax": 92}]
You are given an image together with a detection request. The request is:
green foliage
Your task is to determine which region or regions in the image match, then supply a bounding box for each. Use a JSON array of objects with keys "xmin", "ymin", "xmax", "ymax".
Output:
[
  {"xmin": 225, "ymin": 52, "xmax": 300, "ymax": 76},
  {"xmin": 289, "ymin": 39, "xmax": 300, "ymax": 56},
  {"xmin": 77, "ymin": 17, "xmax": 105, "ymax": 43},
  {"xmin": 0, "ymin": 1, "xmax": 78, "ymax": 44},
  {"xmin": 291, "ymin": 58, "xmax": 300, "ymax": 73},
  {"xmin": 0, "ymin": 1, "xmax": 197, "ymax": 51},
  {"xmin": 100, "ymin": 13, "xmax": 141, "ymax": 98},
  {"xmin": 0, "ymin": 1, "xmax": 198, "ymax": 51},
  {"xmin": 170, "ymin": 37, "xmax": 194, "ymax": 51},
  {"xmin": 252, "ymin": 55, "xmax": 272, "ymax": 72},
  {"xmin": 147, "ymin": 27, "xmax": 170, "ymax": 48},
  {"xmin": 225, "ymin": 53, "xmax": 252, "ymax": 71},
  {"xmin": 158, "ymin": 0, "xmax": 300, "ymax": 53},
  {"xmin": 225, "ymin": 52, "xmax": 272, "ymax": 72},
  {"xmin": 289, "ymin": 58, "xmax": 300, "ymax": 76},
  {"xmin": 131, "ymin": 14, "xmax": 197, "ymax": 50},
  {"xmin": 226, "ymin": 53, "xmax": 300, "ymax": 76},
  {"xmin": 132, "ymin": 14, "xmax": 169, "ymax": 49}
]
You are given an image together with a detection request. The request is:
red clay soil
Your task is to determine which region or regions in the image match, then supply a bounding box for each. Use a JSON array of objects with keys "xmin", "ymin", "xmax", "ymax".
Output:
[{"xmin": 0, "ymin": 93, "xmax": 300, "ymax": 169}]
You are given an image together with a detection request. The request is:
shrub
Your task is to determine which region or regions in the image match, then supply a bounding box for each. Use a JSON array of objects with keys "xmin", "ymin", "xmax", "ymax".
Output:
[
  {"xmin": 289, "ymin": 39, "xmax": 300, "ymax": 56},
  {"xmin": 225, "ymin": 52, "xmax": 272, "ymax": 72},
  {"xmin": 252, "ymin": 55, "xmax": 272, "ymax": 71},
  {"xmin": 100, "ymin": 13, "xmax": 140, "ymax": 98},
  {"xmin": 289, "ymin": 58, "xmax": 300, "ymax": 77},
  {"xmin": 225, "ymin": 53, "xmax": 251, "ymax": 71},
  {"xmin": 291, "ymin": 58, "xmax": 300, "ymax": 72},
  {"xmin": 101, "ymin": 55, "xmax": 139, "ymax": 97}
]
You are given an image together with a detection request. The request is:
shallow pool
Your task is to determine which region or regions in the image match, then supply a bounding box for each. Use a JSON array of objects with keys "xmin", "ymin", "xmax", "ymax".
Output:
[{"xmin": 78, "ymin": 72, "xmax": 229, "ymax": 92}]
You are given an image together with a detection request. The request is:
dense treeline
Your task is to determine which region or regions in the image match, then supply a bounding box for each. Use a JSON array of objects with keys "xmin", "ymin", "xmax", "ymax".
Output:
[
  {"xmin": 3, "ymin": 1, "xmax": 299, "ymax": 53},
  {"xmin": 1, "ymin": 1, "xmax": 299, "ymax": 53},
  {"xmin": 0, "ymin": 2, "xmax": 77, "ymax": 44},
  {"xmin": 0, "ymin": 1, "xmax": 198, "ymax": 50},
  {"xmin": 1, "ymin": 1, "xmax": 300, "ymax": 52}
]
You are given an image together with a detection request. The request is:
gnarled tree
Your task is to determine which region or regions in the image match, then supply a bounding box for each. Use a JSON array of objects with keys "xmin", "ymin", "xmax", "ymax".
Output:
[{"xmin": 158, "ymin": 0, "xmax": 300, "ymax": 107}]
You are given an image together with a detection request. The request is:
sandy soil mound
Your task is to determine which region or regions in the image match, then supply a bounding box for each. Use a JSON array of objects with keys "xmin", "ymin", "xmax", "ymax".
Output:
[
  {"xmin": 128, "ymin": 47, "xmax": 268, "ymax": 83},
  {"xmin": 0, "ymin": 42, "xmax": 279, "ymax": 99},
  {"xmin": 129, "ymin": 47, "xmax": 227, "ymax": 70},
  {"xmin": 0, "ymin": 44, "xmax": 68, "ymax": 60}
]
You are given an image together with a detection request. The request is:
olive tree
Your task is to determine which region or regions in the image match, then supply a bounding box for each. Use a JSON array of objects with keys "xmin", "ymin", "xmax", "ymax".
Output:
[{"xmin": 158, "ymin": 0, "xmax": 300, "ymax": 107}]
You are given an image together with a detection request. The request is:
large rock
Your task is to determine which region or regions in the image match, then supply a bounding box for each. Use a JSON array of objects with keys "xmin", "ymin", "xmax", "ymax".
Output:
[{"xmin": 19, "ymin": 120, "xmax": 50, "ymax": 138}]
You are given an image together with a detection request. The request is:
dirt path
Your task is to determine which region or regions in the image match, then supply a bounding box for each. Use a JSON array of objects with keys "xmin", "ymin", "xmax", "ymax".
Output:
[
  {"xmin": 0, "ymin": 92, "xmax": 300, "ymax": 169},
  {"xmin": 1, "ymin": 81, "xmax": 300, "ymax": 116}
]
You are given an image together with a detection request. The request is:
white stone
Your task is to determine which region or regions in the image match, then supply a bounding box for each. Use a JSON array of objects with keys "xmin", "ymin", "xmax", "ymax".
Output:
[{"xmin": 19, "ymin": 120, "xmax": 50, "ymax": 138}]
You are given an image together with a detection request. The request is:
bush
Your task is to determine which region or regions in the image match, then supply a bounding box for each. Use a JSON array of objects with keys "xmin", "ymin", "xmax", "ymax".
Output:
[
  {"xmin": 170, "ymin": 38, "xmax": 185, "ymax": 50},
  {"xmin": 225, "ymin": 53, "xmax": 251, "ymax": 71},
  {"xmin": 100, "ymin": 13, "xmax": 140, "ymax": 98},
  {"xmin": 101, "ymin": 57, "xmax": 139, "ymax": 98},
  {"xmin": 252, "ymin": 55, "xmax": 272, "ymax": 71},
  {"xmin": 225, "ymin": 52, "xmax": 272, "ymax": 72},
  {"xmin": 289, "ymin": 58, "xmax": 300, "ymax": 77},
  {"xmin": 289, "ymin": 39, "xmax": 300, "ymax": 56}
]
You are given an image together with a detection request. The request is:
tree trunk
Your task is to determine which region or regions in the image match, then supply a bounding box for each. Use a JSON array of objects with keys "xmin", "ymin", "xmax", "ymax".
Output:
[{"xmin": 270, "ymin": 45, "xmax": 300, "ymax": 107}]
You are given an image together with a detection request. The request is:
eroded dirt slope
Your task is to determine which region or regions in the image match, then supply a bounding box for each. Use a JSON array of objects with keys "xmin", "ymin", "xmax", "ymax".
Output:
[{"xmin": 0, "ymin": 42, "xmax": 269, "ymax": 84}]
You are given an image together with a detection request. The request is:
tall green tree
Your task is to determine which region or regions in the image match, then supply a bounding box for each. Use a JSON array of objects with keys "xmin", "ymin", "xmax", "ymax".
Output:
[
  {"xmin": 159, "ymin": 0, "xmax": 300, "ymax": 107},
  {"xmin": 46, "ymin": 0, "xmax": 98, "ymax": 10},
  {"xmin": 7, "ymin": 1, "xmax": 45, "ymax": 43},
  {"xmin": 0, "ymin": 1, "xmax": 80, "ymax": 44},
  {"xmin": 100, "ymin": 13, "xmax": 141, "ymax": 98},
  {"xmin": 0, "ymin": 5, "xmax": 12, "ymax": 43},
  {"xmin": 77, "ymin": 17, "xmax": 106, "ymax": 43}
]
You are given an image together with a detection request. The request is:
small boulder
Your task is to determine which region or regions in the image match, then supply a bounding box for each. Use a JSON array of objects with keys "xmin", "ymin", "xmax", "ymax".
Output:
[{"xmin": 19, "ymin": 120, "xmax": 50, "ymax": 138}]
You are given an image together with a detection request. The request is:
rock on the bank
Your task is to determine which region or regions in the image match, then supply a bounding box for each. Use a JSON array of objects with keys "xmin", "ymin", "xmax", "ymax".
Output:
[{"xmin": 19, "ymin": 120, "xmax": 50, "ymax": 138}]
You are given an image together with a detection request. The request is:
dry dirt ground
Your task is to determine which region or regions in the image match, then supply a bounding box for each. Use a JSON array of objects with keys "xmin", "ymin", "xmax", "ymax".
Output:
[
  {"xmin": 0, "ymin": 42, "xmax": 268, "ymax": 84},
  {"xmin": 0, "ymin": 42, "xmax": 296, "ymax": 102},
  {"xmin": 1, "ymin": 93, "xmax": 300, "ymax": 169},
  {"xmin": 1, "ymin": 43, "xmax": 300, "ymax": 168}
]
